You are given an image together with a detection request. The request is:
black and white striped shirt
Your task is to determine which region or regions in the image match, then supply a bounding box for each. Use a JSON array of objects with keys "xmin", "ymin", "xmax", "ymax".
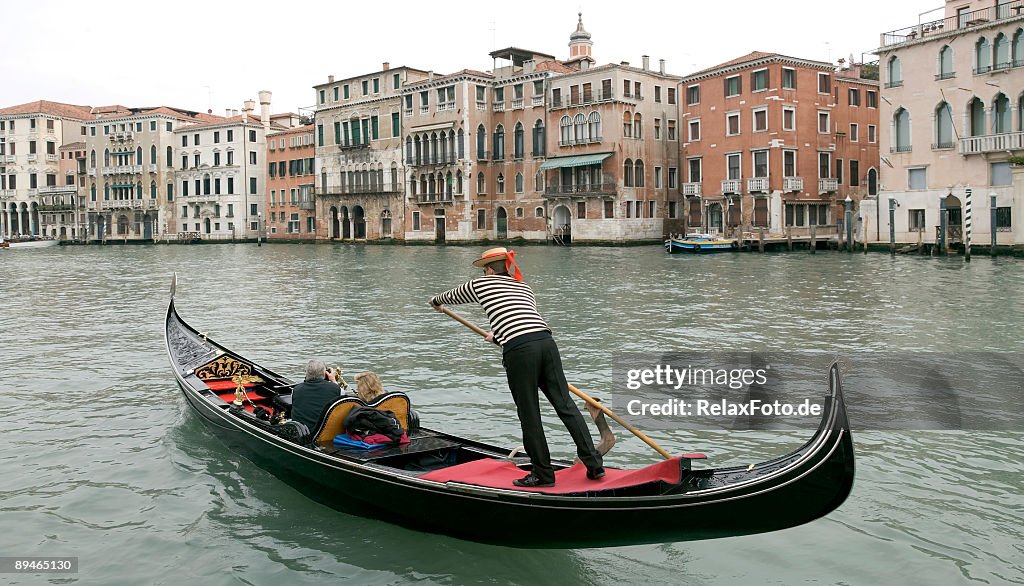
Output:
[{"xmin": 432, "ymin": 275, "xmax": 550, "ymax": 346}]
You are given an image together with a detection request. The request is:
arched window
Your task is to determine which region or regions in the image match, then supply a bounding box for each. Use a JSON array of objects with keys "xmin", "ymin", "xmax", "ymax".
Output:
[
  {"xmin": 633, "ymin": 113, "xmax": 642, "ymax": 139},
  {"xmin": 104, "ymin": 183, "xmax": 110, "ymax": 200},
  {"xmin": 166, "ymin": 146, "xmax": 172, "ymax": 166},
  {"xmin": 150, "ymin": 181, "xmax": 157, "ymax": 198},
  {"xmin": 515, "ymin": 172, "xmax": 524, "ymax": 193},
  {"xmin": 532, "ymin": 120, "xmax": 545, "ymax": 156},
  {"xmin": 867, "ymin": 168, "xmax": 878, "ymax": 196},
  {"xmin": 476, "ymin": 125, "xmax": 486, "ymax": 159},
  {"xmin": 104, "ymin": 149, "xmax": 110, "ymax": 166},
  {"xmin": 455, "ymin": 170, "xmax": 463, "ymax": 194},
  {"xmin": 439, "ymin": 131, "xmax": 448, "ymax": 163},
  {"xmin": 938, "ymin": 46, "xmax": 954, "ymax": 78},
  {"xmin": 493, "ymin": 124, "xmax": 505, "ymax": 160},
  {"xmin": 888, "ymin": 56, "xmax": 902, "ymax": 86},
  {"xmin": 136, "ymin": 182, "xmax": 142, "ymax": 199},
  {"xmin": 136, "ymin": 146, "xmax": 143, "ymax": 164},
  {"xmin": 894, "ymin": 108, "xmax": 911, "ymax": 150},
  {"xmin": 994, "ymin": 93, "xmax": 1010, "ymax": 133},
  {"xmin": 1014, "ymin": 29, "xmax": 1024, "ymax": 66},
  {"xmin": 588, "ymin": 112, "xmax": 601, "ymax": 141},
  {"xmin": 623, "ymin": 111, "xmax": 633, "ymax": 138},
  {"xmin": 406, "ymin": 137, "xmax": 413, "ymax": 164},
  {"xmin": 935, "ymin": 102, "xmax": 954, "ymax": 148},
  {"xmin": 535, "ymin": 206, "xmax": 544, "ymax": 218},
  {"xmin": 995, "ymin": 33, "xmax": 1010, "ymax": 69},
  {"xmin": 1019, "ymin": 94, "xmax": 1024, "ymax": 131},
  {"xmin": 496, "ymin": 173, "xmax": 505, "ymax": 194},
  {"xmin": 560, "ymin": 115, "xmax": 572, "ymax": 145},
  {"xmin": 444, "ymin": 171, "xmax": 453, "ymax": 196},
  {"xmin": 477, "ymin": 172, "xmax": 485, "ymax": 194},
  {"xmin": 574, "ymin": 113, "xmax": 587, "ymax": 143},
  {"xmin": 976, "ymin": 37, "xmax": 992, "ymax": 73},
  {"xmin": 457, "ymin": 128, "xmax": 465, "ymax": 159},
  {"xmin": 150, "ymin": 145, "xmax": 156, "ymax": 165},
  {"xmin": 90, "ymin": 150, "xmax": 96, "ymax": 168},
  {"xmin": 448, "ymin": 131, "xmax": 455, "ymax": 162},
  {"xmin": 634, "ymin": 160, "xmax": 645, "ymax": 187},
  {"xmin": 624, "ymin": 158, "xmax": 634, "ymax": 187},
  {"xmin": 430, "ymin": 132, "xmax": 438, "ymax": 164},
  {"xmin": 514, "ymin": 122, "xmax": 524, "ymax": 159},
  {"xmin": 203, "ymin": 173, "xmax": 211, "ymax": 195},
  {"xmin": 969, "ymin": 97, "xmax": 986, "ymax": 136},
  {"xmin": 90, "ymin": 184, "xmax": 96, "ymax": 201}
]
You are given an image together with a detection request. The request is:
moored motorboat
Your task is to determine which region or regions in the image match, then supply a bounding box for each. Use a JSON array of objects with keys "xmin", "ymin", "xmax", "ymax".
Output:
[
  {"xmin": 665, "ymin": 233, "xmax": 738, "ymax": 253},
  {"xmin": 0, "ymin": 236, "xmax": 59, "ymax": 249},
  {"xmin": 164, "ymin": 277, "xmax": 855, "ymax": 548}
]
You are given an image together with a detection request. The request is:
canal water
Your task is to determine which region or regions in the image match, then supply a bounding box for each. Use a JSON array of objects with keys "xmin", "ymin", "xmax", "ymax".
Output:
[{"xmin": 0, "ymin": 244, "xmax": 1020, "ymax": 585}]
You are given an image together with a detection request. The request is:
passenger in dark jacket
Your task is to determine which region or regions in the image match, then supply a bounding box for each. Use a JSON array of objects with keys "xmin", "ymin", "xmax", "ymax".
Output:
[{"xmin": 291, "ymin": 359, "xmax": 341, "ymax": 431}]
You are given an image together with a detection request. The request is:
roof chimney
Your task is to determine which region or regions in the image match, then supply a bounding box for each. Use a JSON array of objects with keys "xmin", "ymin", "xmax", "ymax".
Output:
[
  {"xmin": 258, "ymin": 90, "xmax": 272, "ymax": 129},
  {"xmin": 524, "ymin": 59, "xmax": 535, "ymax": 73},
  {"xmin": 225, "ymin": 108, "xmax": 233, "ymax": 118},
  {"xmin": 383, "ymin": 62, "xmax": 390, "ymax": 71},
  {"xmin": 642, "ymin": 55, "xmax": 650, "ymax": 70},
  {"xmin": 328, "ymin": 75, "xmax": 335, "ymax": 83},
  {"xmin": 428, "ymin": 70, "xmax": 434, "ymax": 81},
  {"xmin": 659, "ymin": 59, "xmax": 665, "ymax": 75},
  {"xmin": 243, "ymin": 99, "xmax": 255, "ymax": 121},
  {"xmin": 620, "ymin": 61, "xmax": 630, "ymax": 67}
]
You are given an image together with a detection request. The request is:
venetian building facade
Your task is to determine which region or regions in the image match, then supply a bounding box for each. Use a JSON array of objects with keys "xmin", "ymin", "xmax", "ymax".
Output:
[
  {"xmin": 46, "ymin": 141, "xmax": 87, "ymax": 239},
  {"xmin": 173, "ymin": 93, "xmax": 285, "ymax": 241},
  {"xmin": 869, "ymin": 0, "xmax": 1024, "ymax": 246},
  {"xmin": 313, "ymin": 65, "xmax": 430, "ymax": 241},
  {"xmin": 678, "ymin": 52, "xmax": 879, "ymax": 238},
  {"xmin": 82, "ymin": 105, "xmax": 220, "ymax": 241},
  {"xmin": 266, "ymin": 124, "xmax": 316, "ymax": 239},
  {"xmin": 0, "ymin": 100, "xmax": 90, "ymax": 239}
]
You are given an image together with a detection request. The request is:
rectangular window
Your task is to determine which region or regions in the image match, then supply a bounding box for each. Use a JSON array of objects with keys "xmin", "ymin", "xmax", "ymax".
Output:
[
  {"xmin": 373, "ymin": 78, "xmax": 379, "ymax": 93},
  {"xmin": 753, "ymin": 150, "xmax": 768, "ymax": 177},
  {"xmin": 333, "ymin": 86, "xmax": 339, "ymax": 101},
  {"xmin": 753, "ymin": 107, "xmax": 768, "ymax": 132},
  {"xmin": 227, "ymin": 177, "xmax": 233, "ymax": 193},
  {"xmin": 668, "ymin": 87, "xmax": 676, "ymax": 104},
  {"xmin": 817, "ymin": 73, "xmax": 831, "ymax": 94},
  {"xmin": 181, "ymin": 135, "xmax": 187, "ymax": 147},
  {"xmin": 667, "ymin": 120, "xmax": 677, "ymax": 141},
  {"xmin": 727, "ymin": 153, "xmax": 741, "ymax": 180},
  {"xmin": 668, "ymin": 167, "xmax": 678, "ymax": 188},
  {"xmin": 996, "ymin": 207, "xmax": 1012, "ymax": 230},
  {"xmin": 726, "ymin": 112, "xmax": 740, "ymax": 136},
  {"xmin": 688, "ymin": 119, "xmax": 700, "ymax": 141},
  {"xmin": 688, "ymin": 158, "xmax": 702, "ymax": 182},
  {"xmin": 848, "ymin": 88, "xmax": 860, "ymax": 106},
  {"xmin": 654, "ymin": 118, "xmax": 661, "ymax": 139},
  {"xmin": 686, "ymin": 84, "xmax": 700, "ymax": 105},
  {"xmin": 725, "ymin": 75, "xmax": 741, "ymax": 97},
  {"xmin": 319, "ymin": 89, "xmax": 325, "ymax": 103},
  {"xmin": 783, "ymin": 106, "xmax": 796, "ymax": 131},
  {"xmin": 782, "ymin": 67, "xmax": 796, "ymax": 89},
  {"xmin": 836, "ymin": 158, "xmax": 844, "ymax": 184},
  {"xmin": 818, "ymin": 111, "xmax": 830, "ymax": 134},
  {"xmin": 227, "ymin": 151, "xmax": 234, "ymax": 165},
  {"xmin": 362, "ymin": 80, "xmax": 369, "ymax": 95},
  {"xmin": 850, "ymin": 160, "xmax": 860, "ymax": 186},
  {"xmin": 394, "ymin": 73, "xmax": 401, "ymax": 89},
  {"xmin": 250, "ymin": 177, "xmax": 257, "ymax": 194},
  {"xmin": 654, "ymin": 86, "xmax": 662, "ymax": 103},
  {"xmin": 634, "ymin": 81, "xmax": 641, "ymax": 99},
  {"xmin": 344, "ymin": 85, "xmax": 350, "ymax": 99},
  {"xmin": 412, "ymin": 211, "xmax": 421, "ymax": 231},
  {"xmin": 850, "ymin": 123, "xmax": 859, "ymax": 142},
  {"xmin": 227, "ymin": 130, "xmax": 234, "ymax": 141},
  {"xmin": 249, "ymin": 130, "xmax": 256, "ymax": 142},
  {"xmin": 908, "ymin": 167, "xmax": 927, "ymax": 190},
  {"xmin": 655, "ymin": 166, "xmax": 663, "ymax": 188},
  {"xmin": 249, "ymin": 151, "xmax": 256, "ymax": 165},
  {"xmin": 991, "ymin": 161, "xmax": 1012, "ymax": 186},
  {"xmin": 868, "ymin": 125, "xmax": 877, "ymax": 143},
  {"xmin": 867, "ymin": 91, "xmax": 877, "ymax": 108},
  {"xmin": 819, "ymin": 152, "xmax": 831, "ymax": 178},
  {"xmin": 392, "ymin": 112, "xmax": 400, "ymax": 138},
  {"xmin": 213, "ymin": 131, "xmax": 220, "ymax": 143},
  {"xmin": 783, "ymin": 150, "xmax": 797, "ymax": 176},
  {"xmin": 751, "ymin": 68, "xmax": 768, "ymax": 92},
  {"xmin": 194, "ymin": 134, "xmax": 200, "ymax": 145},
  {"xmin": 317, "ymin": 124, "xmax": 324, "ymax": 147}
]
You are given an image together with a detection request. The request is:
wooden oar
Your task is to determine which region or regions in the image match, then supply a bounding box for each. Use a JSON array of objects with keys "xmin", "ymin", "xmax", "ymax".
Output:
[{"xmin": 436, "ymin": 305, "xmax": 672, "ymax": 460}]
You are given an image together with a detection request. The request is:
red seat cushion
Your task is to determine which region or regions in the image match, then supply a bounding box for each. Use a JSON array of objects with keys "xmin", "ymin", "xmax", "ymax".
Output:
[{"xmin": 205, "ymin": 379, "xmax": 256, "ymax": 391}]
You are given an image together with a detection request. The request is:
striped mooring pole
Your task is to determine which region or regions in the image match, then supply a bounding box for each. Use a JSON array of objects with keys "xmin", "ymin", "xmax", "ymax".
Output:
[{"xmin": 964, "ymin": 188, "xmax": 972, "ymax": 262}]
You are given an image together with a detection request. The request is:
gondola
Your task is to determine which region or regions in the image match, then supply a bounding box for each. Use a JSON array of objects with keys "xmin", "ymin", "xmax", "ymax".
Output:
[{"xmin": 164, "ymin": 279, "xmax": 855, "ymax": 548}]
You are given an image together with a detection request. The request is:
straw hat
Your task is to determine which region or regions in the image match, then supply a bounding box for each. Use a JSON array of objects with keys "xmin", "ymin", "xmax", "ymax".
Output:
[{"xmin": 472, "ymin": 247, "xmax": 511, "ymax": 267}]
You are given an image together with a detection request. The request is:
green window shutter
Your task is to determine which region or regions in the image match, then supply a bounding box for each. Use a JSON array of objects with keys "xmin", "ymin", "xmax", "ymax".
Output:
[
  {"xmin": 334, "ymin": 122, "xmax": 341, "ymax": 144},
  {"xmin": 343, "ymin": 122, "xmax": 350, "ymax": 145},
  {"xmin": 361, "ymin": 119, "xmax": 370, "ymax": 144},
  {"xmin": 391, "ymin": 112, "xmax": 400, "ymax": 137},
  {"xmin": 371, "ymin": 116, "xmax": 379, "ymax": 140},
  {"xmin": 352, "ymin": 120, "xmax": 361, "ymax": 144},
  {"xmin": 317, "ymin": 125, "xmax": 324, "ymax": 146}
]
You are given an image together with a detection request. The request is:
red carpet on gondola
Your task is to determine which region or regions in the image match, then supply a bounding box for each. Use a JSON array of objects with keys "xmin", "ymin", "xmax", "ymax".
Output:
[{"xmin": 419, "ymin": 456, "xmax": 686, "ymax": 494}]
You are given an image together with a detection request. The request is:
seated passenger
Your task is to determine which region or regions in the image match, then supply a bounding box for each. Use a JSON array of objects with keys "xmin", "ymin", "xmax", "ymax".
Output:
[
  {"xmin": 354, "ymin": 371, "xmax": 385, "ymax": 403},
  {"xmin": 290, "ymin": 359, "xmax": 342, "ymax": 431}
]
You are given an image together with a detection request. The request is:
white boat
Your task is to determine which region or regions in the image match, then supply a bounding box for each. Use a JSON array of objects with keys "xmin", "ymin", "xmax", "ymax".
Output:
[{"xmin": 0, "ymin": 237, "xmax": 59, "ymax": 249}]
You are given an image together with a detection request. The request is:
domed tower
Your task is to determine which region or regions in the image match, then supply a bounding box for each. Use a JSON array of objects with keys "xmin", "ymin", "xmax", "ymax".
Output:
[{"xmin": 568, "ymin": 12, "xmax": 593, "ymax": 62}]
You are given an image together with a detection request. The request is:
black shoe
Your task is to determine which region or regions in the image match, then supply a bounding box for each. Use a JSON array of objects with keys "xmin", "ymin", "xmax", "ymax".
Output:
[
  {"xmin": 586, "ymin": 467, "xmax": 606, "ymax": 480},
  {"xmin": 513, "ymin": 473, "xmax": 555, "ymax": 488}
]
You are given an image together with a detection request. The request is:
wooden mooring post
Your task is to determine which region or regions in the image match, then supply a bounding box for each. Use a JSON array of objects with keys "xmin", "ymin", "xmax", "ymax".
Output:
[
  {"xmin": 786, "ymin": 229, "xmax": 792, "ymax": 252},
  {"xmin": 809, "ymin": 225, "xmax": 816, "ymax": 254},
  {"xmin": 758, "ymin": 227, "xmax": 765, "ymax": 253}
]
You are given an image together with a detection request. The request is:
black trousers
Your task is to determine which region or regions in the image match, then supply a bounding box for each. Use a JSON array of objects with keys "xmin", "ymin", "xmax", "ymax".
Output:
[{"xmin": 502, "ymin": 336, "xmax": 602, "ymax": 482}]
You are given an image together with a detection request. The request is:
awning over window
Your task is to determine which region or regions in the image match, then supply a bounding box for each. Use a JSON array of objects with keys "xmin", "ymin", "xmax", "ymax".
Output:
[{"xmin": 538, "ymin": 152, "xmax": 612, "ymax": 170}]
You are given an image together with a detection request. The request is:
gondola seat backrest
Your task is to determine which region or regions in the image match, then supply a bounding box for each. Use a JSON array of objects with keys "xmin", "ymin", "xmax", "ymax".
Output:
[{"xmin": 310, "ymin": 391, "xmax": 412, "ymax": 445}]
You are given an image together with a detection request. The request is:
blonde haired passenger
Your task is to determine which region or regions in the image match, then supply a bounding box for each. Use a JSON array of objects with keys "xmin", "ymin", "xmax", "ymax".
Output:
[{"xmin": 354, "ymin": 371, "xmax": 385, "ymax": 403}]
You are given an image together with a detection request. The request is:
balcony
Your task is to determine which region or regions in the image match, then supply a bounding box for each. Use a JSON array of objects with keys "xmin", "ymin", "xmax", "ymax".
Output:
[
  {"xmin": 492, "ymin": 102, "xmax": 506, "ymax": 112},
  {"xmin": 419, "ymin": 106, "xmax": 429, "ymax": 115},
  {"xmin": 436, "ymin": 102, "xmax": 455, "ymax": 112},
  {"xmin": 783, "ymin": 177, "xmax": 804, "ymax": 192},
  {"xmin": 149, "ymin": 164, "xmax": 157, "ymax": 173},
  {"xmin": 416, "ymin": 193, "xmax": 456, "ymax": 204},
  {"xmin": 531, "ymin": 95, "xmax": 544, "ymax": 107},
  {"xmin": 960, "ymin": 131, "xmax": 1024, "ymax": 154},
  {"xmin": 818, "ymin": 178, "xmax": 838, "ymax": 193},
  {"xmin": 544, "ymin": 182, "xmax": 616, "ymax": 197},
  {"xmin": 3, "ymin": 155, "xmax": 14, "ymax": 163},
  {"xmin": 27, "ymin": 154, "xmax": 37, "ymax": 162},
  {"xmin": 0, "ymin": 189, "xmax": 15, "ymax": 198},
  {"xmin": 408, "ymin": 154, "xmax": 459, "ymax": 167},
  {"xmin": 511, "ymin": 98, "xmax": 524, "ymax": 110},
  {"xmin": 549, "ymin": 90, "xmax": 615, "ymax": 109},
  {"xmin": 880, "ymin": 1, "xmax": 1024, "ymax": 47},
  {"xmin": 747, "ymin": 177, "xmax": 770, "ymax": 193},
  {"xmin": 332, "ymin": 184, "xmax": 401, "ymax": 195},
  {"xmin": 110, "ymin": 131, "xmax": 135, "ymax": 142},
  {"xmin": 27, "ymin": 188, "xmax": 38, "ymax": 196},
  {"xmin": 682, "ymin": 182, "xmax": 701, "ymax": 197},
  {"xmin": 339, "ymin": 142, "xmax": 370, "ymax": 151},
  {"xmin": 890, "ymin": 144, "xmax": 913, "ymax": 153},
  {"xmin": 721, "ymin": 179, "xmax": 742, "ymax": 195},
  {"xmin": 87, "ymin": 168, "xmax": 96, "ymax": 176},
  {"xmin": 476, "ymin": 100, "xmax": 487, "ymax": 110},
  {"xmin": 46, "ymin": 154, "xmax": 58, "ymax": 162},
  {"xmin": 38, "ymin": 185, "xmax": 78, "ymax": 194},
  {"xmin": 298, "ymin": 201, "xmax": 315, "ymax": 210}
]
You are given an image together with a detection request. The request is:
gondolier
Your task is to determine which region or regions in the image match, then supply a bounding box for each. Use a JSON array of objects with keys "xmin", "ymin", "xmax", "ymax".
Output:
[{"xmin": 430, "ymin": 247, "xmax": 604, "ymax": 487}]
